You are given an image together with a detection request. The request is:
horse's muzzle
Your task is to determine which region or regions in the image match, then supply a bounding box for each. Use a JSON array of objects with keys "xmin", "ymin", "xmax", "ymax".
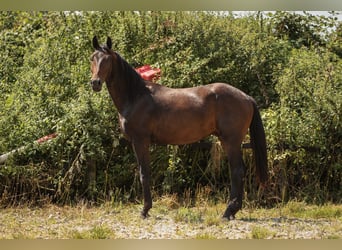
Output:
[{"xmin": 91, "ymin": 79, "xmax": 102, "ymax": 92}]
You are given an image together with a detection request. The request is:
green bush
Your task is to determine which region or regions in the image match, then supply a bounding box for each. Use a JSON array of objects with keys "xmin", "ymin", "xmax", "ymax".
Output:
[
  {"xmin": 0, "ymin": 11, "xmax": 340, "ymax": 206},
  {"xmin": 263, "ymin": 48, "xmax": 341, "ymax": 203}
]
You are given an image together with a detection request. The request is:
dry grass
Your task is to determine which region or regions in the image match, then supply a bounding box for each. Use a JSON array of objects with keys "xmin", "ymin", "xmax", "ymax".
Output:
[{"xmin": 0, "ymin": 198, "xmax": 341, "ymax": 239}]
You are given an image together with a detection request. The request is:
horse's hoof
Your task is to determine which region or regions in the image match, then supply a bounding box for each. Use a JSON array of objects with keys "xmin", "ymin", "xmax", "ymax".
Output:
[
  {"xmin": 222, "ymin": 214, "xmax": 235, "ymax": 221},
  {"xmin": 141, "ymin": 211, "xmax": 150, "ymax": 219},
  {"xmin": 223, "ymin": 208, "xmax": 236, "ymax": 221}
]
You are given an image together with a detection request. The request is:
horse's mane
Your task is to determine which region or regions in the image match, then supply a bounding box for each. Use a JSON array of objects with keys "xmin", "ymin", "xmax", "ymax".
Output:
[{"xmin": 113, "ymin": 52, "xmax": 149, "ymax": 102}]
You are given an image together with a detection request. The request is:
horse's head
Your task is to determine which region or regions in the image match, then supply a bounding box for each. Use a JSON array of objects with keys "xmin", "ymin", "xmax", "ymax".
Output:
[{"xmin": 90, "ymin": 36, "xmax": 113, "ymax": 92}]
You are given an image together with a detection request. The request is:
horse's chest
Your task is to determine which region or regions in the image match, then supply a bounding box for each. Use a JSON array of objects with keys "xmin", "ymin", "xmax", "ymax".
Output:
[
  {"xmin": 118, "ymin": 115, "xmax": 143, "ymax": 139},
  {"xmin": 118, "ymin": 116, "xmax": 129, "ymax": 137}
]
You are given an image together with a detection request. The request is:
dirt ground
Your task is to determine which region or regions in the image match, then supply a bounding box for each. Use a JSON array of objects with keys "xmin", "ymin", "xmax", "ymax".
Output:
[{"xmin": 1, "ymin": 200, "xmax": 341, "ymax": 239}]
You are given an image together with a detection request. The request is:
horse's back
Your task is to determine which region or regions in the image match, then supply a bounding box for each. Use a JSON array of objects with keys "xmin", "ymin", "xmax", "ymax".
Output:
[
  {"xmin": 143, "ymin": 82, "xmax": 253, "ymax": 145},
  {"xmin": 147, "ymin": 85, "xmax": 215, "ymax": 144}
]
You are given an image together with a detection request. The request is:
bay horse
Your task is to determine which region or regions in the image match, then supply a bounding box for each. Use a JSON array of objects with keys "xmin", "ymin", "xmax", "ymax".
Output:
[{"xmin": 90, "ymin": 36, "xmax": 268, "ymax": 219}]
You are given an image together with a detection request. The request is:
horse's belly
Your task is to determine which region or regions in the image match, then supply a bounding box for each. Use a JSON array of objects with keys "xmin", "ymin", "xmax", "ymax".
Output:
[{"xmin": 152, "ymin": 115, "xmax": 216, "ymax": 145}]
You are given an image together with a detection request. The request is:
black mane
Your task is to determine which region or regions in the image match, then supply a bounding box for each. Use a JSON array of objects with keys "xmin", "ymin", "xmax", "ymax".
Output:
[{"xmin": 114, "ymin": 52, "xmax": 149, "ymax": 102}]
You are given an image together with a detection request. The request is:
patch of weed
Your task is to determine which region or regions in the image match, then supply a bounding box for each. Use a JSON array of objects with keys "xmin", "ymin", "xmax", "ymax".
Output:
[
  {"xmin": 283, "ymin": 201, "xmax": 306, "ymax": 216},
  {"xmin": 71, "ymin": 225, "xmax": 113, "ymax": 239},
  {"xmin": 195, "ymin": 233, "xmax": 217, "ymax": 239},
  {"xmin": 174, "ymin": 207, "xmax": 203, "ymax": 224},
  {"xmin": 250, "ymin": 226, "xmax": 275, "ymax": 239},
  {"xmin": 154, "ymin": 194, "xmax": 180, "ymax": 215},
  {"xmin": 281, "ymin": 201, "xmax": 342, "ymax": 219},
  {"xmin": 204, "ymin": 214, "xmax": 221, "ymax": 226},
  {"xmin": 90, "ymin": 225, "xmax": 113, "ymax": 239},
  {"xmin": 308, "ymin": 205, "xmax": 342, "ymax": 219},
  {"xmin": 325, "ymin": 234, "xmax": 341, "ymax": 239},
  {"xmin": 12, "ymin": 232, "xmax": 31, "ymax": 239}
]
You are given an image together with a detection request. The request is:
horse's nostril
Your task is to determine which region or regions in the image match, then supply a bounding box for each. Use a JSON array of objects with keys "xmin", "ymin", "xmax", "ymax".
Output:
[
  {"xmin": 92, "ymin": 79, "xmax": 101, "ymax": 86},
  {"xmin": 91, "ymin": 79, "xmax": 102, "ymax": 91}
]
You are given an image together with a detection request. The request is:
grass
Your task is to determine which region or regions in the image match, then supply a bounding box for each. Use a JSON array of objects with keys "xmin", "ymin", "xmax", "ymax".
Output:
[
  {"xmin": 250, "ymin": 226, "xmax": 276, "ymax": 239},
  {"xmin": 283, "ymin": 201, "xmax": 342, "ymax": 219},
  {"xmin": 0, "ymin": 198, "xmax": 341, "ymax": 239},
  {"xmin": 71, "ymin": 225, "xmax": 113, "ymax": 239},
  {"xmin": 195, "ymin": 233, "xmax": 217, "ymax": 239},
  {"xmin": 174, "ymin": 207, "xmax": 203, "ymax": 223},
  {"xmin": 240, "ymin": 200, "xmax": 342, "ymax": 221}
]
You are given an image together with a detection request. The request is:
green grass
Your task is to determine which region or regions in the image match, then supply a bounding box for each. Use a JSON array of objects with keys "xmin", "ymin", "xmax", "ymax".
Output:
[
  {"xmin": 71, "ymin": 225, "xmax": 113, "ymax": 239},
  {"xmin": 250, "ymin": 226, "xmax": 276, "ymax": 239},
  {"xmin": 280, "ymin": 201, "xmax": 342, "ymax": 219},
  {"xmin": 195, "ymin": 233, "xmax": 217, "ymax": 239},
  {"xmin": 0, "ymin": 200, "xmax": 341, "ymax": 239},
  {"xmin": 174, "ymin": 207, "xmax": 203, "ymax": 223},
  {"xmin": 238, "ymin": 200, "xmax": 342, "ymax": 221}
]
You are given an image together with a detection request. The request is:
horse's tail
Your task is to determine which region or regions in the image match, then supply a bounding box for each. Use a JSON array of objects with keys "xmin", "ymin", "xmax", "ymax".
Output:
[{"xmin": 249, "ymin": 99, "xmax": 268, "ymax": 185}]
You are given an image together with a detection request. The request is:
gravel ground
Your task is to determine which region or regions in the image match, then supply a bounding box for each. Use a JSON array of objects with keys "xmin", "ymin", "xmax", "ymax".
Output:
[
  {"xmin": 102, "ymin": 214, "xmax": 341, "ymax": 239},
  {"xmin": 0, "ymin": 202, "xmax": 341, "ymax": 239}
]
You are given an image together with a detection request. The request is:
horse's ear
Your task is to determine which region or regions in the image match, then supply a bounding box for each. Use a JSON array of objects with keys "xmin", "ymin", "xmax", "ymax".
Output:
[
  {"xmin": 92, "ymin": 36, "xmax": 100, "ymax": 50},
  {"xmin": 106, "ymin": 37, "xmax": 112, "ymax": 50}
]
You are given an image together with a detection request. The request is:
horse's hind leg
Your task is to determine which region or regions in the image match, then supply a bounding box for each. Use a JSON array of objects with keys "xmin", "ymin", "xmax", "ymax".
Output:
[{"xmin": 220, "ymin": 138, "xmax": 246, "ymax": 220}]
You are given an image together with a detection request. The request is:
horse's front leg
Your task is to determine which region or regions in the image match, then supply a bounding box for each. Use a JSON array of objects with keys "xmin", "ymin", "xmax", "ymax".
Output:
[{"xmin": 132, "ymin": 139, "xmax": 152, "ymax": 218}]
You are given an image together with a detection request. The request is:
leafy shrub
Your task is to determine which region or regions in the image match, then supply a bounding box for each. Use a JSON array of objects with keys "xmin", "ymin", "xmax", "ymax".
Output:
[
  {"xmin": 0, "ymin": 11, "xmax": 340, "ymax": 206},
  {"xmin": 264, "ymin": 48, "xmax": 341, "ymax": 203}
]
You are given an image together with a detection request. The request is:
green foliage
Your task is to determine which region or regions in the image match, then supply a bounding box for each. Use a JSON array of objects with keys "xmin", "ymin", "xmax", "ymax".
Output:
[
  {"xmin": 0, "ymin": 11, "xmax": 341, "ymax": 207},
  {"xmin": 263, "ymin": 47, "xmax": 341, "ymax": 203},
  {"xmin": 269, "ymin": 11, "xmax": 338, "ymax": 48}
]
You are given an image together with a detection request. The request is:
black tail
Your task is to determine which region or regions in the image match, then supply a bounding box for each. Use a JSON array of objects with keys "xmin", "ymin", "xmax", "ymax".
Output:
[{"xmin": 249, "ymin": 99, "xmax": 268, "ymax": 184}]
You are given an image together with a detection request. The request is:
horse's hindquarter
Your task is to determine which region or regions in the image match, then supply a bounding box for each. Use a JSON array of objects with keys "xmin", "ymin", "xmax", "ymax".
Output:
[{"xmin": 212, "ymin": 83, "xmax": 254, "ymax": 144}]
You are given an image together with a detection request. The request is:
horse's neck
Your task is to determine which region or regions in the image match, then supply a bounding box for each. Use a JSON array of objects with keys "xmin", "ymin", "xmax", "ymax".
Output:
[
  {"xmin": 106, "ymin": 78, "xmax": 129, "ymax": 115},
  {"xmin": 106, "ymin": 55, "xmax": 147, "ymax": 116}
]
